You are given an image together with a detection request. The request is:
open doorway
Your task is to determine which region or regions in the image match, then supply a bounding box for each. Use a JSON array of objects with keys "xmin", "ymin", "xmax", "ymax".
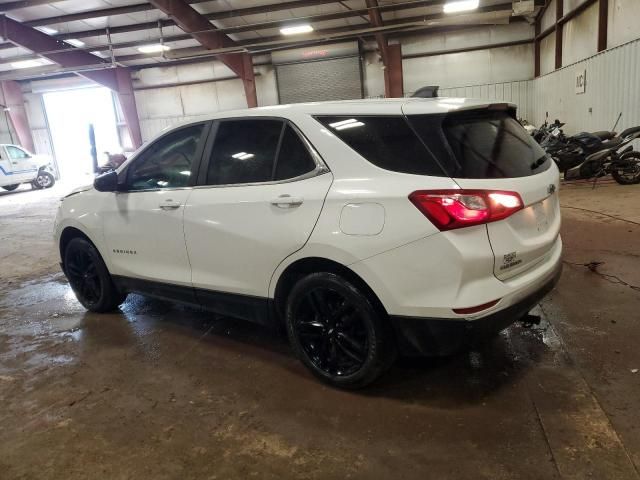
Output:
[{"xmin": 43, "ymin": 86, "xmax": 121, "ymax": 187}]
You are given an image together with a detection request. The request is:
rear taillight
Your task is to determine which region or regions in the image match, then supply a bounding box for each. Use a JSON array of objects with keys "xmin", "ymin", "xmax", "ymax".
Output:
[{"xmin": 409, "ymin": 189, "xmax": 523, "ymax": 231}]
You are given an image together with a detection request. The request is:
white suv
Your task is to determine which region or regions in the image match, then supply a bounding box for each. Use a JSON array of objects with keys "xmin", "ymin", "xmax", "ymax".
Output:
[{"xmin": 54, "ymin": 98, "xmax": 562, "ymax": 388}]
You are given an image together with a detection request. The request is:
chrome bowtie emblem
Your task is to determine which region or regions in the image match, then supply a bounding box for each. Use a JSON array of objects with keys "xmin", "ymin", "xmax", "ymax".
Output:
[{"xmin": 547, "ymin": 184, "xmax": 556, "ymax": 195}]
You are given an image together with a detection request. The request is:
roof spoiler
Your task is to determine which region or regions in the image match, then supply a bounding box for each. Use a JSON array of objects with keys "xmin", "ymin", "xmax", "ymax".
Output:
[{"xmin": 412, "ymin": 86, "xmax": 439, "ymax": 98}]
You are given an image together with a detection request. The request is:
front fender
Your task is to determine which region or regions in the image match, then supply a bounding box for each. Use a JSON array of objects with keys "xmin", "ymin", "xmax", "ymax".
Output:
[{"xmin": 54, "ymin": 191, "xmax": 109, "ymax": 268}]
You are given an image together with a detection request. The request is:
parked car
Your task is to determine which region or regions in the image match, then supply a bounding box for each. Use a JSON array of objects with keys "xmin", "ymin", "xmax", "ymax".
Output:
[
  {"xmin": 0, "ymin": 144, "xmax": 56, "ymax": 191},
  {"xmin": 54, "ymin": 98, "xmax": 562, "ymax": 388}
]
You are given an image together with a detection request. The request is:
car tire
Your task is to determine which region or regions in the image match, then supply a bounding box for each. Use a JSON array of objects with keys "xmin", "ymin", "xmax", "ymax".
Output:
[
  {"xmin": 2, "ymin": 184, "xmax": 20, "ymax": 191},
  {"xmin": 285, "ymin": 272, "xmax": 396, "ymax": 389},
  {"xmin": 32, "ymin": 171, "xmax": 55, "ymax": 189},
  {"xmin": 63, "ymin": 237, "xmax": 126, "ymax": 312}
]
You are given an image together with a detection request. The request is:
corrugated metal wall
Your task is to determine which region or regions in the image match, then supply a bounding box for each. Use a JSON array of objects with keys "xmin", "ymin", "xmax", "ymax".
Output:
[
  {"xmin": 0, "ymin": 113, "xmax": 15, "ymax": 144},
  {"xmin": 133, "ymin": 62, "xmax": 278, "ymax": 142},
  {"xmin": 531, "ymin": 37, "xmax": 640, "ymax": 136}
]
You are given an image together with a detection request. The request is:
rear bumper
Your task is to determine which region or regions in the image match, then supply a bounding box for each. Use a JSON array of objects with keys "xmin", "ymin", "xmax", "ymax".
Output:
[{"xmin": 389, "ymin": 261, "xmax": 562, "ymax": 356}]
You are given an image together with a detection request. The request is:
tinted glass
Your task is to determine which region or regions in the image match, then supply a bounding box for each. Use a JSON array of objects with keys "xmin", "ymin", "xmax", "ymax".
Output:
[
  {"xmin": 6, "ymin": 146, "xmax": 29, "ymax": 159},
  {"xmin": 207, "ymin": 120, "xmax": 283, "ymax": 185},
  {"xmin": 408, "ymin": 110, "xmax": 550, "ymax": 178},
  {"xmin": 316, "ymin": 116, "xmax": 445, "ymax": 176},
  {"xmin": 274, "ymin": 125, "xmax": 316, "ymax": 180},
  {"xmin": 127, "ymin": 124, "xmax": 204, "ymax": 191}
]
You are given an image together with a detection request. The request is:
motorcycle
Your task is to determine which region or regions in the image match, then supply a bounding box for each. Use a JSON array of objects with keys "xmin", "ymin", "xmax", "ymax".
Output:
[{"xmin": 563, "ymin": 126, "xmax": 640, "ymax": 184}]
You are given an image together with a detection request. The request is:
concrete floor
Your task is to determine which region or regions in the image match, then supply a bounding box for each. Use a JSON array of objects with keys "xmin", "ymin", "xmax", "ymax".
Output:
[{"xmin": 0, "ymin": 180, "xmax": 639, "ymax": 480}]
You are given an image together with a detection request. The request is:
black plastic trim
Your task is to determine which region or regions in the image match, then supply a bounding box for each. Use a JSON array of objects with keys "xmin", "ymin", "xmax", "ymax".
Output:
[
  {"xmin": 389, "ymin": 262, "xmax": 562, "ymax": 357},
  {"xmin": 112, "ymin": 275, "xmax": 273, "ymax": 326}
]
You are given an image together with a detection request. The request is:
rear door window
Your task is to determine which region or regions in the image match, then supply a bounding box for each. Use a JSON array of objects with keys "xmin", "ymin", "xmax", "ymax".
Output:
[
  {"xmin": 206, "ymin": 119, "xmax": 283, "ymax": 185},
  {"xmin": 315, "ymin": 116, "xmax": 446, "ymax": 176},
  {"xmin": 274, "ymin": 125, "xmax": 317, "ymax": 181},
  {"xmin": 408, "ymin": 110, "xmax": 550, "ymax": 178}
]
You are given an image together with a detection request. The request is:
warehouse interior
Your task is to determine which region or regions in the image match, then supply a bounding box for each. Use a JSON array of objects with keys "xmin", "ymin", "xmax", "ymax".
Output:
[{"xmin": 0, "ymin": 0, "xmax": 639, "ymax": 478}]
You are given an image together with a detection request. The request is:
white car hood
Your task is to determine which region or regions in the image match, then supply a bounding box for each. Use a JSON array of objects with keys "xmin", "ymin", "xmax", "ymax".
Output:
[{"xmin": 64, "ymin": 183, "xmax": 93, "ymax": 198}]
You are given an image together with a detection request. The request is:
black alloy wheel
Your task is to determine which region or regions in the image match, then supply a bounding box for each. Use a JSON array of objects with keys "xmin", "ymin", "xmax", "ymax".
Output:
[
  {"xmin": 66, "ymin": 247, "xmax": 102, "ymax": 306},
  {"xmin": 286, "ymin": 272, "xmax": 395, "ymax": 388},
  {"xmin": 63, "ymin": 237, "xmax": 126, "ymax": 312},
  {"xmin": 296, "ymin": 286, "xmax": 369, "ymax": 376}
]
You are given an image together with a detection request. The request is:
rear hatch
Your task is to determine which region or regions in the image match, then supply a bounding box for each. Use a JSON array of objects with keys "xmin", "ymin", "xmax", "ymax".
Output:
[{"xmin": 404, "ymin": 102, "xmax": 561, "ymax": 280}]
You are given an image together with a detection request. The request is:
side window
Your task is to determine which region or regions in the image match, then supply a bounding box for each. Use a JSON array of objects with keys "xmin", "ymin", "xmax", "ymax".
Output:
[
  {"xmin": 6, "ymin": 146, "xmax": 29, "ymax": 160},
  {"xmin": 316, "ymin": 116, "xmax": 446, "ymax": 176},
  {"xmin": 274, "ymin": 125, "xmax": 316, "ymax": 181},
  {"xmin": 206, "ymin": 119, "xmax": 283, "ymax": 185},
  {"xmin": 127, "ymin": 124, "xmax": 204, "ymax": 191}
]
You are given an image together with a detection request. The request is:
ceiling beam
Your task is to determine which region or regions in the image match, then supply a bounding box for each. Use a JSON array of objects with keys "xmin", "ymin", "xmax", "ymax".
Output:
[
  {"xmin": 120, "ymin": 6, "xmax": 519, "ymax": 62},
  {"xmin": 27, "ymin": 0, "xmax": 447, "ymax": 41},
  {"xmin": 0, "ymin": 15, "xmax": 142, "ymax": 147},
  {"xmin": 0, "ymin": 14, "xmax": 115, "ymax": 84},
  {"xmin": 147, "ymin": 0, "xmax": 256, "ymax": 108},
  {"xmin": 23, "ymin": 0, "xmax": 211, "ymax": 27},
  {"xmin": 1, "ymin": 0, "xmax": 518, "ymax": 59},
  {"xmin": 0, "ymin": 19, "xmax": 528, "ymax": 82},
  {"xmin": 0, "ymin": 3, "xmax": 522, "ymax": 68},
  {"xmin": 0, "ymin": 0, "xmax": 57, "ymax": 12}
]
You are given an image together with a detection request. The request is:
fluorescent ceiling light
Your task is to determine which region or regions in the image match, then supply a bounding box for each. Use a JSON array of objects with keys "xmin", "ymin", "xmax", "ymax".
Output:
[
  {"xmin": 65, "ymin": 38, "xmax": 85, "ymax": 47},
  {"xmin": 335, "ymin": 121, "xmax": 364, "ymax": 131},
  {"xmin": 329, "ymin": 118, "xmax": 357, "ymax": 128},
  {"xmin": 443, "ymin": 0, "xmax": 479, "ymax": 13},
  {"xmin": 280, "ymin": 24, "xmax": 314, "ymax": 35},
  {"xmin": 328, "ymin": 118, "xmax": 365, "ymax": 130},
  {"xmin": 232, "ymin": 152, "xmax": 254, "ymax": 160},
  {"xmin": 137, "ymin": 44, "xmax": 170, "ymax": 54},
  {"xmin": 11, "ymin": 59, "xmax": 50, "ymax": 69},
  {"xmin": 35, "ymin": 26, "xmax": 58, "ymax": 35}
]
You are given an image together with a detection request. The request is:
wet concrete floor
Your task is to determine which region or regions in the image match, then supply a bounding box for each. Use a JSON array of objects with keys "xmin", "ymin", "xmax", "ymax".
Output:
[{"xmin": 0, "ymin": 181, "xmax": 639, "ymax": 479}]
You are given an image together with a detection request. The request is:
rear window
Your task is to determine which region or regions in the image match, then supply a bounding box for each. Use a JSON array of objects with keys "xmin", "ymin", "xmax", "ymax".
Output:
[
  {"xmin": 408, "ymin": 110, "xmax": 550, "ymax": 178},
  {"xmin": 315, "ymin": 116, "xmax": 446, "ymax": 176}
]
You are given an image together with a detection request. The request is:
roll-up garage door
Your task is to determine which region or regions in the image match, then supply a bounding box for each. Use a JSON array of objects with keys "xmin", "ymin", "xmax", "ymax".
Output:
[{"xmin": 273, "ymin": 42, "xmax": 363, "ymax": 104}]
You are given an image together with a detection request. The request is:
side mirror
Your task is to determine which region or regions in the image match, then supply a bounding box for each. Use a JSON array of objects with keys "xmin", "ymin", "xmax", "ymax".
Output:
[{"xmin": 94, "ymin": 170, "xmax": 119, "ymax": 192}]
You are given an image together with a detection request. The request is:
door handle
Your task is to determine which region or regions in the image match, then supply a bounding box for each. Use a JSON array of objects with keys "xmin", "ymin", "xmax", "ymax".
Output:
[
  {"xmin": 11, "ymin": 161, "xmax": 18, "ymax": 165},
  {"xmin": 159, "ymin": 200, "xmax": 181, "ymax": 210},
  {"xmin": 270, "ymin": 195, "xmax": 304, "ymax": 208}
]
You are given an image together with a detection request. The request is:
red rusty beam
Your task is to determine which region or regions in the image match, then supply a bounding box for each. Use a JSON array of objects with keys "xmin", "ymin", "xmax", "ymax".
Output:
[
  {"xmin": 598, "ymin": 0, "xmax": 608, "ymax": 52},
  {"xmin": 534, "ymin": 18, "xmax": 540, "ymax": 77},
  {"xmin": 365, "ymin": 0, "xmax": 389, "ymax": 64},
  {"xmin": 115, "ymin": 68, "xmax": 143, "ymax": 150},
  {"xmin": 148, "ymin": 0, "xmax": 257, "ymax": 108},
  {"xmin": 386, "ymin": 44, "xmax": 403, "ymax": 98},
  {"xmin": 366, "ymin": 0, "xmax": 404, "ymax": 98},
  {"xmin": 0, "ymin": 80, "xmax": 34, "ymax": 152},
  {"xmin": 554, "ymin": 0, "xmax": 563, "ymax": 69},
  {"xmin": 0, "ymin": 15, "xmax": 142, "ymax": 147}
]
